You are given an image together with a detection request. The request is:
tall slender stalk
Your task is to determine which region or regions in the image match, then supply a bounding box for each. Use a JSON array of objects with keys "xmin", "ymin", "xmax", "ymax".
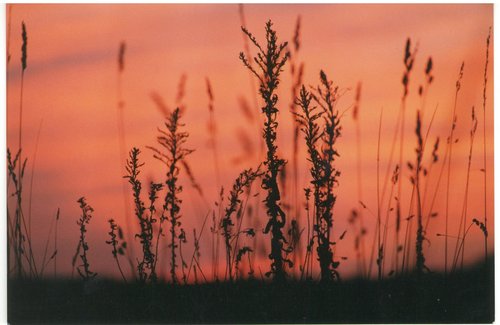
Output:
[
  {"xmin": 150, "ymin": 108, "xmax": 193, "ymax": 284},
  {"xmin": 178, "ymin": 228, "xmax": 188, "ymax": 284},
  {"xmin": 414, "ymin": 57, "xmax": 434, "ymax": 275},
  {"xmin": 76, "ymin": 197, "xmax": 97, "ymax": 281},
  {"xmin": 309, "ymin": 71, "xmax": 342, "ymax": 282},
  {"xmin": 240, "ymin": 20, "xmax": 290, "ymax": 281},
  {"xmin": 238, "ymin": 6, "xmax": 264, "ymax": 275},
  {"xmin": 376, "ymin": 109, "xmax": 383, "ymax": 280},
  {"xmin": 7, "ymin": 150, "xmax": 25, "ymax": 278},
  {"xmin": 206, "ymin": 78, "xmax": 221, "ymax": 190},
  {"xmin": 187, "ymin": 210, "xmax": 210, "ymax": 282},
  {"xmin": 288, "ymin": 16, "xmax": 304, "ymax": 271},
  {"xmin": 40, "ymin": 210, "xmax": 57, "ymax": 277},
  {"xmin": 414, "ymin": 111, "xmax": 426, "ymax": 275},
  {"xmin": 124, "ymin": 148, "xmax": 163, "ymax": 283},
  {"xmin": 5, "ymin": 13, "xmax": 13, "ymax": 274},
  {"xmin": 19, "ymin": 22, "xmax": 27, "ymax": 174},
  {"xmin": 116, "ymin": 41, "xmax": 136, "ymax": 278},
  {"xmin": 316, "ymin": 72, "xmax": 341, "ymax": 271},
  {"xmin": 294, "ymin": 86, "xmax": 323, "ymax": 280},
  {"xmin": 403, "ymin": 103, "xmax": 437, "ymax": 275},
  {"xmin": 379, "ymin": 39, "xmax": 417, "ymax": 241},
  {"xmin": 27, "ymin": 119, "xmax": 43, "ymax": 246},
  {"xmin": 12, "ymin": 21, "xmax": 28, "ymax": 278},
  {"xmin": 381, "ymin": 165, "xmax": 398, "ymax": 276},
  {"xmin": 451, "ymin": 106, "xmax": 477, "ymax": 271},
  {"xmin": 481, "ymin": 27, "xmax": 491, "ymax": 264},
  {"xmin": 238, "ymin": 4, "xmax": 263, "ymax": 159},
  {"xmin": 54, "ymin": 208, "xmax": 59, "ymax": 277},
  {"xmin": 352, "ymin": 82, "xmax": 367, "ymax": 277},
  {"xmin": 444, "ymin": 62, "xmax": 464, "ymax": 274},
  {"xmin": 221, "ymin": 167, "xmax": 261, "ymax": 281},
  {"xmin": 396, "ymin": 38, "xmax": 416, "ymax": 274},
  {"xmin": 300, "ymin": 188, "xmax": 312, "ymax": 280},
  {"xmin": 423, "ymin": 135, "xmax": 440, "ymax": 232}
]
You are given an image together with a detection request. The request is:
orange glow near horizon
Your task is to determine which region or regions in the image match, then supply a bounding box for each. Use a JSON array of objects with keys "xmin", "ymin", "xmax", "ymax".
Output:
[{"xmin": 6, "ymin": 4, "xmax": 493, "ymax": 280}]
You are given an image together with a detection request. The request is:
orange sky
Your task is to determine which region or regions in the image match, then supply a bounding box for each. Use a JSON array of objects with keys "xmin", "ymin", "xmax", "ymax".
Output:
[{"xmin": 6, "ymin": 4, "xmax": 493, "ymax": 280}]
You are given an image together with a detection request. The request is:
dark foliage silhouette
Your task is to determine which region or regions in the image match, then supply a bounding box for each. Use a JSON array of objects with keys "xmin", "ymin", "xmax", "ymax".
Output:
[{"xmin": 240, "ymin": 20, "xmax": 291, "ymax": 281}]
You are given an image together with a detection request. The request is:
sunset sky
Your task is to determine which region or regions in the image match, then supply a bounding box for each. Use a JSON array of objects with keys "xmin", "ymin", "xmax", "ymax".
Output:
[{"xmin": 5, "ymin": 4, "xmax": 493, "ymax": 280}]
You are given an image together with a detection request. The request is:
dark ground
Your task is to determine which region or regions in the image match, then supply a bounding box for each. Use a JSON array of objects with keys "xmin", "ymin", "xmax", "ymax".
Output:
[{"xmin": 8, "ymin": 260, "xmax": 494, "ymax": 324}]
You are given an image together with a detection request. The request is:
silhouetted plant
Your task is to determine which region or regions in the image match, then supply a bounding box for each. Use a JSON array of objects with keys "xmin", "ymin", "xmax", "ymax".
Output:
[
  {"xmin": 76, "ymin": 197, "xmax": 97, "ymax": 281},
  {"xmin": 6, "ymin": 7, "xmax": 13, "ymax": 270},
  {"xmin": 240, "ymin": 19, "xmax": 291, "ymax": 282},
  {"xmin": 472, "ymin": 218, "xmax": 488, "ymax": 238},
  {"xmin": 300, "ymin": 187, "xmax": 315, "ymax": 280},
  {"xmin": 284, "ymin": 219, "xmax": 302, "ymax": 275},
  {"xmin": 401, "ymin": 38, "xmax": 417, "ymax": 98},
  {"xmin": 192, "ymin": 229, "xmax": 200, "ymax": 283},
  {"xmin": 21, "ymin": 21, "xmax": 27, "ymax": 71},
  {"xmin": 441, "ymin": 215, "xmax": 486, "ymax": 274},
  {"xmin": 149, "ymin": 107, "xmax": 193, "ymax": 284},
  {"xmin": 423, "ymin": 136, "xmax": 440, "ymax": 232},
  {"xmin": 295, "ymin": 75, "xmax": 342, "ymax": 282},
  {"xmin": 415, "ymin": 57, "xmax": 433, "ymax": 275},
  {"xmin": 54, "ymin": 208, "xmax": 60, "ymax": 276},
  {"xmin": 481, "ymin": 27, "xmax": 491, "ymax": 264},
  {"xmin": 39, "ymin": 209, "xmax": 59, "ymax": 277},
  {"xmin": 206, "ymin": 77, "xmax": 221, "ymax": 190},
  {"xmin": 115, "ymin": 40, "xmax": 136, "ymax": 279},
  {"xmin": 443, "ymin": 62, "xmax": 464, "ymax": 274},
  {"xmin": 106, "ymin": 218, "xmax": 127, "ymax": 282},
  {"xmin": 238, "ymin": 4, "xmax": 263, "ymax": 157},
  {"xmin": 187, "ymin": 225, "xmax": 208, "ymax": 283},
  {"xmin": 381, "ymin": 165, "xmax": 399, "ymax": 277},
  {"xmin": 179, "ymin": 228, "xmax": 188, "ymax": 284},
  {"xmin": 8, "ymin": 157, "xmax": 37, "ymax": 280},
  {"xmin": 396, "ymin": 38, "xmax": 417, "ymax": 277},
  {"xmin": 209, "ymin": 189, "xmax": 224, "ymax": 282},
  {"xmin": 221, "ymin": 166, "xmax": 262, "ymax": 281},
  {"xmin": 414, "ymin": 111, "xmax": 428, "ymax": 275},
  {"xmin": 310, "ymin": 71, "xmax": 342, "ymax": 282},
  {"xmin": 124, "ymin": 147, "xmax": 162, "ymax": 283},
  {"xmin": 295, "ymin": 86, "xmax": 323, "ymax": 279},
  {"xmin": 352, "ymin": 81, "xmax": 367, "ymax": 278},
  {"xmin": 235, "ymin": 246, "xmax": 253, "ymax": 279},
  {"xmin": 8, "ymin": 21, "xmax": 36, "ymax": 279},
  {"xmin": 19, "ymin": 21, "xmax": 28, "ymax": 240},
  {"xmin": 148, "ymin": 181, "xmax": 163, "ymax": 279},
  {"xmin": 288, "ymin": 16, "xmax": 305, "ymax": 270},
  {"xmin": 452, "ymin": 106, "xmax": 478, "ymax": 271}
]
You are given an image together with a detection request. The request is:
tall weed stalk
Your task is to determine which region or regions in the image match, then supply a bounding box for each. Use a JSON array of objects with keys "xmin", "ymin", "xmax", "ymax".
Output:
[
  {"xmin": 221, "ymin": 167, "xmax": 261, "ymax": 281},
  {"xmin": 76, "ymin": 197, "xmax": 97, "ymax": 281},
  {"xmin": 116, "ymin": 41, "xmax": 136, "ymax": 277},
  {"xmin": 124, "ymin": 147, "xmax": 163, "ymax": 282},
  {"xmin": 240, "ymin": 20, "xmax": 291, "ymax": 281},
  {"xmin": 150, "ymin": 108, "xmax": 193, "ymax": 284},
  {"xmin": 444, "ymin": 62, "xmax": 464, "ymax": 274}
]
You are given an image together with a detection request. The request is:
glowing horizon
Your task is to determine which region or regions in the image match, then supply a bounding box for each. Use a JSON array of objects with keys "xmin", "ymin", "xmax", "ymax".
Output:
[{"xmin": 6, "ymin": 4, "xmax": 493, "ymax": 281}]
